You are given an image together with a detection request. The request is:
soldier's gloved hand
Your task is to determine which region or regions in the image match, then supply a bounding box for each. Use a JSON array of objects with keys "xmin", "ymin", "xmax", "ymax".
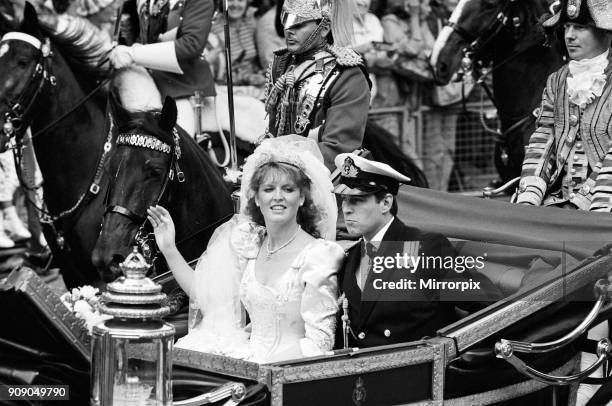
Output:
[{"xmin": 110, "ymin": 45, "xmax": 135, "ymax": 69}]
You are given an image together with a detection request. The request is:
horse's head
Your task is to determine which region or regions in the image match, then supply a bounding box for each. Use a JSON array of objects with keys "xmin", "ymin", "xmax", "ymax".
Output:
[
  {"xmin": 431, "ymin": 0, "xmax": 544, "ymax": 84},
  {"xmin": 0, "ymin": 3, "xmax": 50, "ymax": 150},
  {"xmin": 92, "ymin": 96, "xmax": 179, "ymax": 281}
]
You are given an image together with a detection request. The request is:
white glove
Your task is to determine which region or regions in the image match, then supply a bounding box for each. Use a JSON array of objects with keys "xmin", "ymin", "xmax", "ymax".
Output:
[{"xmin": 110, "ymin": 45, "xmax": 135, "ymax": 69}]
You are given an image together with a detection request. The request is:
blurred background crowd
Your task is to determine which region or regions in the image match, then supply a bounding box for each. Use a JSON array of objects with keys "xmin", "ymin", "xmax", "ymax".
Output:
[{"xmin": 0, "ymin": 0, "xmax": 502, "ymax": 251}]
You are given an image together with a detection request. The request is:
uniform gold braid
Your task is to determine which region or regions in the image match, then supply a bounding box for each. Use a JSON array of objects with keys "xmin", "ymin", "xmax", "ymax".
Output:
[{"xmin": 264, "ymin": 21, "xmax": 330, "ymax": 137}]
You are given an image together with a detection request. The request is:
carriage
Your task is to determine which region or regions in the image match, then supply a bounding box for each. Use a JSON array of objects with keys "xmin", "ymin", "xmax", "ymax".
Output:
[
  {"xmin": 3, "ymin": 184, "xmax": 612, "ymax": 405},
  {"xmin": 3, "ymin": 1, "xmax": 612, "ymax": 405}
]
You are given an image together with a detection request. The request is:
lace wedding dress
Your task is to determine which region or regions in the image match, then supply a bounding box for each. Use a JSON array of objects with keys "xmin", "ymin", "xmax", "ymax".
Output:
[
  {"xmin": 175, "ymin": 219, "xmax": 344, "ymax": 363},
  {"xmin": 240, "ymin": 239, "xmax": 342, "ymax": 362}
]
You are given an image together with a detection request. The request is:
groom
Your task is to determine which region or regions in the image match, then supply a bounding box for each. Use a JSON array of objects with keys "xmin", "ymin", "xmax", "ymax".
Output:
[{"xmin": 333, "ymin": 154, "xmax": 459, "ymax": 349}]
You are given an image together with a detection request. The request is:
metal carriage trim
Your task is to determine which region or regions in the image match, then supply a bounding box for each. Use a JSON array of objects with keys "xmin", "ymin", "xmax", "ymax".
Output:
[
  {"xmin": 172, "ymin": 348, "xmax": 263, "ymax": 381},
  {"xmin": 2, "ymin": 268, "xmax": 90, "ymax": 361},
  {"xmin": 441, "ymin": 252, "xmax": 612, "ymax": 352},
  {"xmin": 444, "ymin": 355, "xmax": 579, "ymax": 405},
  {"xmin": 267, "ymin": 339, "xmax": 449, "ymax": 406}
]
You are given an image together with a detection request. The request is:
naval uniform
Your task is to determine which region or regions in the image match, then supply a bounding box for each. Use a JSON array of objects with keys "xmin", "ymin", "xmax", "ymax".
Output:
[{"xmin": 335, "ymin": 217, "xmax": 457, "ymax": 348}]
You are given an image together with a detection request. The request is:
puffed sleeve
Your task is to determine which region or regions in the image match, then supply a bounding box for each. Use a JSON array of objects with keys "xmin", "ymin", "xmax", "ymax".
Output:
[{"xmin": 298, "ymin": 240, "xmax": 344, "ymax": 356}]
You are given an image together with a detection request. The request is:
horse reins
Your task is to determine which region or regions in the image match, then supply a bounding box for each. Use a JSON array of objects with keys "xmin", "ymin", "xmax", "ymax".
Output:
[
  {"xmin": 446, "ymin": 0, "xmax": 544, "ymax": 140},
  {"xmin": 106, "ymin": 128, "xmax": 184, "ymax": 222},
  {"xmin": 1, "ymin": 33, "xmax": 55, "ymax": 146},
  {"xmin": 104, "ymin": 129, "xmax": 234, "ymax": 263},
  {"xmin": 0, "ymin": 31, "xmax": 115, "ymax": 234},
  {"xmin": 105, "ymin": 128, "xmax": 186, "ymax": 259}
]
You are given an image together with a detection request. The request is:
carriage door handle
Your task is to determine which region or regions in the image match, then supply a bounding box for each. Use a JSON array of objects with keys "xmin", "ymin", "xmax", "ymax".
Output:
[{"xmin": 494, "ymin": 279, "xmax": 612, "ymax": 385}]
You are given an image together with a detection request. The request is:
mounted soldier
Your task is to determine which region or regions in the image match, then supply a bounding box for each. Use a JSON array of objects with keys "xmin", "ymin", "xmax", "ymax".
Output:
[
  {"xmin": 110, "ymin": 0, "xmax": 216, "ymax": 137},
  {"xmin": 263, "ymin": 0, "xmax": 371, "ymax": 171}
]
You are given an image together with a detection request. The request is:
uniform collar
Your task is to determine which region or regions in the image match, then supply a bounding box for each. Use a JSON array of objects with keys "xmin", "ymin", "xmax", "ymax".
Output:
[{"xmin": 364, "ymin": 216, "xmax": 395, "ymax": 244}]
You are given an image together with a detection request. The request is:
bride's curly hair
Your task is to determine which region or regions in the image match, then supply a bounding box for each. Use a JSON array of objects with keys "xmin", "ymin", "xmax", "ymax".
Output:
[{"xmin": 245, "ymin": 162, "xmax": 321, "ymax": 238}]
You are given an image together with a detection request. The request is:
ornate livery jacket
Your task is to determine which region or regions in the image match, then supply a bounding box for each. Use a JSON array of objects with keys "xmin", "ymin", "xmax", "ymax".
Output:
[
  {"xmin": 264, "ymin": 45, "xmax": 371, "ymax": 171},
  {"xmin": 517, "ymin": 52, "xmax": 612, "ymax": 211}
]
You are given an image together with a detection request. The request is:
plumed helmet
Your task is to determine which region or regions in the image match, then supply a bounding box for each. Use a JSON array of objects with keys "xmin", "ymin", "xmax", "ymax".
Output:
[
  {"xmin": 544, "ymin": 0, "xmax": 612, "ymax": 31},
  {"xmin": 281, "ymin": 0, "xmax": 355, "ymax": 47}
]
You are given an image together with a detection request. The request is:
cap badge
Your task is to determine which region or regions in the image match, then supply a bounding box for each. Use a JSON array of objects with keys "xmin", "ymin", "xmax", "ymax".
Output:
[
  {"xmin": 567, "ymin": 0, "xmax": 579, "ymax": 19},
  {"xmin": 342, "ymin": 157, "xmax": 360, "ymax": 178}
]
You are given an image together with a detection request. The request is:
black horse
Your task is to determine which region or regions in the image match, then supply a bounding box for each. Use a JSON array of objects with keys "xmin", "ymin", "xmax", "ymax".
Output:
[
  {"xmin": 431, "ymin": 0, "xmax": 564, "ymax": 183},
  {"xmin": 92, "ymin": 96, "xmax": 233, "ymax": 282},
  {"xmin": 0, "ymin": 4, "xmax": 115, "ymax": 287}
]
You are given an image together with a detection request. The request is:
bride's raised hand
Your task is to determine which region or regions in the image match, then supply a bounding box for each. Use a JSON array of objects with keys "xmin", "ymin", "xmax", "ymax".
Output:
[{"xmin": 147, "ymin": 205, "xmax": 177, "ymax": 255}]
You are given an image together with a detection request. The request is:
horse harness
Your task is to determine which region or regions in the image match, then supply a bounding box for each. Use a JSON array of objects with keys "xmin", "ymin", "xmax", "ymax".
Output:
[
  {"xmin": 446, "ymin": 0, "xmax": 547, "ymax": 155},
  {"xmin": 104, "ymin": 128, "xmax": 184, "ymax": 259},
  {"xmin": 1, "ymin": 33, "xmax": 56, "ymax": 146},
  {"xmin": 0, "ymin": 31, "xmax": 113, "ymax": 250}
]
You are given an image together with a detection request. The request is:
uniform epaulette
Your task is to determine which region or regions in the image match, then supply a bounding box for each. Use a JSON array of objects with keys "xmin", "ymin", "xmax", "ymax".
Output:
[{"xmin": 327, "ymin": 45, "xmax": 363, "ymax": 67}]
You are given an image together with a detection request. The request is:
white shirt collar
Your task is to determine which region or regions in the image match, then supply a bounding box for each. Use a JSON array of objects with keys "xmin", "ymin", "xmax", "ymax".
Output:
[
  {"xmin": 365, "ymin": 217, "xmax": 395, "ymax": 243},
  {"xmin": 569, "ymin": 49, "xmax": 609, "ymax": 74}
]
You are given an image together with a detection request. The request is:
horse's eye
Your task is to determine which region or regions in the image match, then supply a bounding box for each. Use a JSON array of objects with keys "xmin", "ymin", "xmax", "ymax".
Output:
[
  {"xmin": 148, "ymin": 167, "xmax": 164, "ymax": 178},
  {"xmin": 17, "ymin": 59, "xmax": 29, "ymax": 68}
]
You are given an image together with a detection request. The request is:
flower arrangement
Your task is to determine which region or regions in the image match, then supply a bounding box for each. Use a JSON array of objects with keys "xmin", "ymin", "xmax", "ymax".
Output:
[{"xmin": 60, "ymin": 285, "xmax": 112, "ymax": 333}]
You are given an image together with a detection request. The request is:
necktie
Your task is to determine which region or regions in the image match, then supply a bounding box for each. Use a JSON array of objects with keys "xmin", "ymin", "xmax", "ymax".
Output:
[
  {"xmin": 358, "ymin": 241, "xmax": 377, "ymax": 290},
  {"xmin": 365, "ymin": 242, "xmax": 377, "ymax": 259}
]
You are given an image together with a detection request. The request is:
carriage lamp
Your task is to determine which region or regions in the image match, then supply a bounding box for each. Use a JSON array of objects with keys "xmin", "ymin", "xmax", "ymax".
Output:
[{"xmin": 91, "ymin": 246, "xmax": 175, "ymax": 406}]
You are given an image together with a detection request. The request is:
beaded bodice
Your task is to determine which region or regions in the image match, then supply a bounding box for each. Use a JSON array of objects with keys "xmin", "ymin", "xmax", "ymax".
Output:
[
  {"xmin": 239, "ymin": 239, "xmax": 341, "ymax": 363},
  {"xmin": 240, "ymin": 256, "xmax": 304, "ymax": 362}
]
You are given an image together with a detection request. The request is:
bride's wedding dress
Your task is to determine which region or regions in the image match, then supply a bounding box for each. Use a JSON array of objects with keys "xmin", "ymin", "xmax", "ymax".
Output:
[
  {"xmin": 240, "ymin": 239, "xmax": 342, "ymax": 363},
  {"xmin": 175, "ymin": 219, "xmax": 343, "ymax": 363}
]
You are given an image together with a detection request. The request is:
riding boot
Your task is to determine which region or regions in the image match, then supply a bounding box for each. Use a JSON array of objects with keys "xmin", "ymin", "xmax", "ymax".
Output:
[
  {"xmin": 3, "ymin": 206, "xmax": 31, "ymax": 241},
  {"xmin": 0, "ymin": 216, "xmax": 15, "ymax": 248}
]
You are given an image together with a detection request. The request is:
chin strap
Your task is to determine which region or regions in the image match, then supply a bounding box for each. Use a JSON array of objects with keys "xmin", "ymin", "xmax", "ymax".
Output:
[{"xmin": 292, "ymin": 18, "xmax": 329, "ymax": 56}]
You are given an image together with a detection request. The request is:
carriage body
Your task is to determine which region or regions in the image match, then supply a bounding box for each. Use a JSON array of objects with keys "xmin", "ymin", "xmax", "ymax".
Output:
[{"xmin": 3, "ymin": 187, "xmax": 612, "ymax": 405}]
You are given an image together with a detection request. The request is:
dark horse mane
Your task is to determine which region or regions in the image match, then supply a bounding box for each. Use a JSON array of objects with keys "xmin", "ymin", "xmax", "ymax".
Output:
[
  {"xmin": 364, "ymin": 120, "xmax": 429, "ymax": 188},
  {"xmin": 37, "ymin": 12, "xmax": 110, "ymax": 89},
  {"xmin": 433, "ymin": 0, "xmax": 564, "ymax": 184},
  {"xmin": 475, "ymin": 0, "xmax": 553, "ymax": 63},
  {"xmin": 0, "ymin": 2, "xmax": 109, "ymax": 87},
  {"xmin": 119, "ymin": 111, "xmax": 176, "ymax": 146}
]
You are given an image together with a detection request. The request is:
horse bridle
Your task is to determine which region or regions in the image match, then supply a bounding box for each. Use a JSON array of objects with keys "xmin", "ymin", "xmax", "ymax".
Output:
[
  {"xmin": 0, "ymin": 31, "xmax": 112, "ymax": 235},
  {"xmin": 447, "ymin": 0, "xmax": 545, "ymax": 140},
  {"xmin": 0, "ymin": 32, "xmax": 56, "ymax": 147},
  {"xmin": 105, "ymin": 129, "xmax": 185, "ymax": 260},
  {"xmin": 449, "ymin": 1, "xmax": 520, "ymax": 61}
]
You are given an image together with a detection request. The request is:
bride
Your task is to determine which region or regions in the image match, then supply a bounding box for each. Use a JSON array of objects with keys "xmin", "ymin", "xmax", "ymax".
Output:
[{"xmin": 147, "ymin": 136, "xmax": 344, "ymax": 363}]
